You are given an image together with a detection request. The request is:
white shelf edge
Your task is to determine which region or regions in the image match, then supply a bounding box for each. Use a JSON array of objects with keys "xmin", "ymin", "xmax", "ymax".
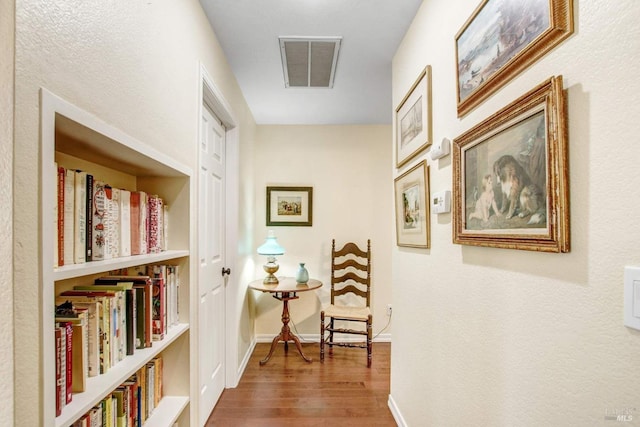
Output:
[
  {"xmin": 143, "ymin": 396, "xmax": 190, "ymax": 427},
  {"xmin": 53, "ymin": 250, "xmax": 189, "ymax": 281},
  {"xmin": 55, "ymin": 323, "xmax": 189, "ymax": 427}
]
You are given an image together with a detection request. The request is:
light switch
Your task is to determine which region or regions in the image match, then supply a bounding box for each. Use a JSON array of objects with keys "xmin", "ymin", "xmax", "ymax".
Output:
[{"xmin": 624, "ymin": 266, "xmax": 640, "ymax": 330}]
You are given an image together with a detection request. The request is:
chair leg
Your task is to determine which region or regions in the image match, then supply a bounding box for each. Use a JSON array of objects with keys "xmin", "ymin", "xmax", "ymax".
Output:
[
  {"xmin": 320, "ymin": 311, "xmax": 325, "ymax": 362},
  {"xmin": 367, "ymin": 314, "xmax": 373, "ymax": 368},
  {"xmin": 329, "ymin": 317, "xmax": 334, "ymax": 356}
]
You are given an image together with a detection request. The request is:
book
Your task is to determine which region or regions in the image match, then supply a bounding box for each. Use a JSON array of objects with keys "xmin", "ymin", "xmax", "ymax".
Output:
[
  {"xmin": 147, "ymin": 195, "xmax": 162, "ymax": 254},
  {"xmin": 85, "ymin": 173, "xmax": 94, "ymax": 262},
  {"xmin": 93, "ymin": 279, "xmax": 138, "ymax": 356},
  {"xmin": 112, "ymin": 388, "xmax": 126, "ymax": 427},
  {"xmin": 62, "ymin": 321, "xmax": 73, "ymax": 404},
  {"xmin": 74, "ymin": 170, "xmax": 87, "ymax": 264},
  {"xmin": 140, "ymin": 192, "xmax": 148, "ymax": 255},
  {"xmin": 119, "ymin": 189, "xmax": 131, "ymax": 257},
  {"xmin": 99, "ymin": 275, "xmax": 153, "ymax": 348},
  {"xmin": 55, "ymin": 304, "xmax": 88, "ymax": 393},
  {"xmin": 63, "ymin": 168, "xmax": 75, "ymax": 266},
  {"xmin": 61, "ymin": 290, "xmax": 113, "ymax": 373},
  {"xmin": 129, "ymin": 191, "xmax": 141, "ymax": 256},
  {"xmin": 150, "ymin": 277, "xmax": 165, "ymax": 341},
  {"xmin": 152, "ymin": 356, "xmax": 163, "ymax": 407},
  {"xmin": 91, "ymin": 180, "xmax": 108, "ymax": 261},
  {"xmin": 106, "ymin": 186, "xmax": 120, "ymax": 260},
  {"xmin": 56, "ymin": 165, "xmax": 65, "ymax": 267},
  {"xmin": 55, "ymin": 327, "xmax": 63, "ymax": 416},
  {"xmin": 80, "ymin": 283, "xmax": 134, "ymax": 363},
  {"xmin": 55, "ymin": 297, "xmax": 100, "ymax": 377},
  {"xmin": 88, "ymin": 405, "xmax": 102, "ymax": 427}
]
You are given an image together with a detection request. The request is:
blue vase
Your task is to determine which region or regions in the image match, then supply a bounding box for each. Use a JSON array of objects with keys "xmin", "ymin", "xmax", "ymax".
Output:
[{"xmin": 296, "ymin": 263, "xmax": 309, "ymax": 283}]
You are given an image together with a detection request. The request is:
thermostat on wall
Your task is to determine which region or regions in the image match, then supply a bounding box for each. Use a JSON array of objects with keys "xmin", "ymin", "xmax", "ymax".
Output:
[{"xmin": 431, "ymin": 190, "xmax": 450, "ymax": 214}]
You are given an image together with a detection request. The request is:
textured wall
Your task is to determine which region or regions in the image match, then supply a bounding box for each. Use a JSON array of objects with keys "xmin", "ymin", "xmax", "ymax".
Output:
[
  {"xmin": 13, "ymin": 0, "xmax": 255, "ymax": 424},
  {"xmin": 390, "ymin": 1, "xmax": 640, "ymax": 425},
  {"xmin": 252, "ymin": 125, "xmax": 393, "ymax": 339},
  {"xmin": 0, "ymin": 0, "xmax": 14, "ymax": 426}
]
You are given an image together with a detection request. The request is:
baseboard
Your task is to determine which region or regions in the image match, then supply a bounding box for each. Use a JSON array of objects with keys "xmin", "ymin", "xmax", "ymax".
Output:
[
  {"xmin": 255, "ymin": 333, "xmax": 391, "ymax": 343},
  {"xmin": 230, "ymin": 338, "xmax": 256, "ymax": 388},
  {"xmin": 388, "ymin": 394, "xmax": 407, "ymax": 427}
]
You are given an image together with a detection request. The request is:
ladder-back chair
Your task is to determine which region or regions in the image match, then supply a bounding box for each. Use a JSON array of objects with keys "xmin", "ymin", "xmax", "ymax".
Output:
[{"xmin": 320, "ymin": 239, "xmax": 372, "ymax": 367}]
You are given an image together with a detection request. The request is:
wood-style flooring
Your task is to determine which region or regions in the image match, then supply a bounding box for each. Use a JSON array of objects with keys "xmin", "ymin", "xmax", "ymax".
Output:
[{"xmin": 205, "ymin": 342, "xmax": 396, "ymax": 426}]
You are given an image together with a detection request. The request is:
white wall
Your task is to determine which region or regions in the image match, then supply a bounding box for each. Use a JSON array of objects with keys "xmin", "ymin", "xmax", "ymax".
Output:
[
  {"xmin": 0, "ymin": 1, "xmax": 14, "ymax": 426},
  {"xmin": 252, "ymin": 125, "xmax": 393, "ymax": 341},
  {"xmin": 391, "ymin": 1, "xmax": 640, "ymax": 425},
  {"xmin": 13, "ymin": 0, "xmax": 256, "ymax": 424}
]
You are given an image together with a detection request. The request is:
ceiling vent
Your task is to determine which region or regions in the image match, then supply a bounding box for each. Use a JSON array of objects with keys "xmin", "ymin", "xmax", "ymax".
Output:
[{"xmin": 279, "ymin": 37, "xmax": 342, "ymax": 88}]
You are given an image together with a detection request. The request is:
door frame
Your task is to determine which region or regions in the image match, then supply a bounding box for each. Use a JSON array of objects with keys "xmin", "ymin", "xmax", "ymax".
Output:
[{"xmin": 195, "ymin": 63, "xmax": 240, "ymax": 420}]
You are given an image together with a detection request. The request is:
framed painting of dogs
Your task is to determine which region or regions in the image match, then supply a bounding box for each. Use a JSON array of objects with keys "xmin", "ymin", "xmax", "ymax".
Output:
[{"xmin": 452, "ymin": 76, "xmax": 569, "ymax": 252}]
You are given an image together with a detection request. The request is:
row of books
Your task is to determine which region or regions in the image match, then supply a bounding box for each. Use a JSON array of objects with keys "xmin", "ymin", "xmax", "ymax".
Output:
[
  {"xmin": 70, "ymin": 357, "xmax": 163, "ymax": 427},
  {"xmin": 54, "ymin": 165, "xmax": 168, "ymax": 268},
  {"xmin": 54, "ymin": 265, "xmax": 179, "ymax": 416}
]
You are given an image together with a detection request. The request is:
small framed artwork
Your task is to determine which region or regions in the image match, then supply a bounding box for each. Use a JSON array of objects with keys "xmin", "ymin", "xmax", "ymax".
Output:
[
  {"xmin": 266, "ymin": 186, "xmax": 313, "ymax": 226},
  {"xmin": 394, "ymin": 160, "xmax": 430, "ymax": 248},
  {"xmin": 452, "ymin": 76, "xmax": 569, "ymax": 252},
  {"xmin": 395, "ymin": 66, "xmax": 432, "ymax": 168},
  {"xmin": 455, "ymin": 0, "xmax": 574, "ymax": 117}
]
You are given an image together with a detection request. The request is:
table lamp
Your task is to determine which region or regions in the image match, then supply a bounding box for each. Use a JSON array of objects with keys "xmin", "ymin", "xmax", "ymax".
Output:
[{"xmin": 257, "ymin": 230, "xmax": 285, "ymax": 284}]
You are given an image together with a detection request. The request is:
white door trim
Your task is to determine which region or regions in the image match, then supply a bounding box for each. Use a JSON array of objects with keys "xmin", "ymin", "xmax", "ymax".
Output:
[{"xmin": 196, "ymin": 63, "xmax": 240, "ymax": 422}]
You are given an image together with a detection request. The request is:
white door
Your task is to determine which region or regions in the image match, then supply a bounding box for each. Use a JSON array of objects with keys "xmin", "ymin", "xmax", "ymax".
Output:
[{"xmin": 198, "ymin": 104, "xmax": 226, "ymax": 424}]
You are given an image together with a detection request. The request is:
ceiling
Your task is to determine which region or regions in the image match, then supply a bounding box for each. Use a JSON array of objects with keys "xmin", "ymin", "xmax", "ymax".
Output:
[{"xmin": 199, "ymin": 0, "xmax": 423, "ymax": 125}]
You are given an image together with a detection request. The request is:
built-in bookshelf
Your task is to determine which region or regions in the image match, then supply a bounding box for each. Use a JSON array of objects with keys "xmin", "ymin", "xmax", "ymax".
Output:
[{"xmin": 41, "ymin": 89, "xmax": 193, "ymax": 427}]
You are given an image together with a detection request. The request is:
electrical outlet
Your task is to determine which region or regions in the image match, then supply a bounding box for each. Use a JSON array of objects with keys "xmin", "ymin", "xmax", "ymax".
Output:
[{"xmin": 386, "ymin": 304, "xmax": 392, "ymax": 316}]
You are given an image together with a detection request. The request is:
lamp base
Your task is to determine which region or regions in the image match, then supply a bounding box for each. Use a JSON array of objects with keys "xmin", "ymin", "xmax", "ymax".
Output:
[{"xmin": 263, "ymin": 262, "xmax": 279, "ymax": 284}]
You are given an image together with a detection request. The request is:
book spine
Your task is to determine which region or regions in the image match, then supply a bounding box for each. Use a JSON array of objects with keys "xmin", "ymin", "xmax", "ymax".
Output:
[
  {"xmin": 91, "ymin": 181, "xmax": 108, "ymax": 261},
  {"xmin": 63, "ymin": 169, "xmax": 75, "ymax": 265},
  {"xmin": 129, "ymin": 192, "xmax": 141, "ymax": 256},
  {"xmin": 55, "ymin": 327, "xmax": 63, "ymax": 416},
  {"xmin": 150, "ymin": 277, "xmax": 165, "ymax": 341},
  {"xmin": 85, "ymin": 173, "xmax": 94, "ymax": 262},
  {"xmin": 57, "ymin": 165, "xmax": 65, "ymax": 267},
  {"xmin": 120, "ymin": 189, "xmax": 131, "ymax": 257},
  {"xmin": 104, "ymin": 186, "xmax": 114, "ymax": 260},
  {"xmin": 147, "ymin": 195, "xmax": 158, "ymax": 254},
  {"xmin": 140, "ymin": 192, "xmax": 148, "ymax": 255},
  {"xmin": 109, "ymin": 187, "xmax": 121, "ymax": 259},
  {"xmin": 125, "ymin": 289, "xmax": 136, "ymax": 356},
  {"xmin": 64, "ymin": 322, "xmax": 73, "ymax": 404},
  {"xmin": 74, "ymin": 170, "xmax": 87, "ymax": 264}
]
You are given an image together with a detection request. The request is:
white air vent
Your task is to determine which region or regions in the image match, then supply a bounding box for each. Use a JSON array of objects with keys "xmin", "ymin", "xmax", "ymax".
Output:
[{"xmin": 279, "ymin": 37, "xmax": 342, "ymax": 88}]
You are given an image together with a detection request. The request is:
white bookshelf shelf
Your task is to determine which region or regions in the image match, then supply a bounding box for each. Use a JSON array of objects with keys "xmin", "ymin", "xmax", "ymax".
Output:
[{"xmin": 53, "ymin": 250, "xmax": 190, "ymax": 281}]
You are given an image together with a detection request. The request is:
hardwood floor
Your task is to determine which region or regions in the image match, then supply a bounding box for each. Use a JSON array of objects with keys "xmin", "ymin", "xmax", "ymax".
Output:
[{"xmin": 205, "ymin": 342, "xmax": 396, "ymax": 426}]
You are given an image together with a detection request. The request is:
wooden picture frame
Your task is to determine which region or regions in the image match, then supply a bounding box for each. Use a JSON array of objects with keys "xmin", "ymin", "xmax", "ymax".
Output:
[
  {"xmin": 452, "ymin": 76, "xmax": 569, "ymax": 252},
  {"xmin": 455, "ymin": 0, "xmax": 573, "ymax": 117},
  {"xmin": 266, "ymin": 186, "xmax": 313, "ymax": 226},
  {"xmin": 395, "ymin": 66, "xmax": 432, "ymax": 168},
  {"xmin": 394, "ymin": 160, "xmax": 430, "ymax": 248}
]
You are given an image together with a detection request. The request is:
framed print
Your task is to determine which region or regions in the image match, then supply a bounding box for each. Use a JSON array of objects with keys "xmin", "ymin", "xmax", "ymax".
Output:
[
  {"xmin": 455, "ymin": 0, "xmax": 573, "ymax": 117},
  {"xmin": 395, "ymin": 66, "xmax": 432, "ymax": 168},
  {"xmin": 266, "ymin": 186, "xmax": 313, "ymax": 226},
  {"xmin": 452, "ymin": 76, "xmax": 569, "ymax": 252},
  {"xmin": 394, "ymin": 160, "xmax": 430, "ymax": 248}
]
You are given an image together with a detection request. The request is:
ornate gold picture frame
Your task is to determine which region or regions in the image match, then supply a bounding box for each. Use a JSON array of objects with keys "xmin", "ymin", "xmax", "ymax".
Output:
[
  {"xmin": 453, "ymin": 76, "xmax": 569, "ymax": 252},
  {"xmin": 455, "ymin": 0, "xmax": 573, "ymax": 117}
]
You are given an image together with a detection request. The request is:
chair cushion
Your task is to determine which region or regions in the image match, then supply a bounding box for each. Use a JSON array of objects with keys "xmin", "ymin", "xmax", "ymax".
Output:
[{"xmin": 323, "ymin": 304, "xmax": 371, "ymax": 321}]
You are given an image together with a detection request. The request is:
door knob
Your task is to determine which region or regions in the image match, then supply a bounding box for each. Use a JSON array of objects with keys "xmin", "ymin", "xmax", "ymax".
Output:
[{"xmin": 221, "ymin": 267, "xmax": 231, "ymax": 276}]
